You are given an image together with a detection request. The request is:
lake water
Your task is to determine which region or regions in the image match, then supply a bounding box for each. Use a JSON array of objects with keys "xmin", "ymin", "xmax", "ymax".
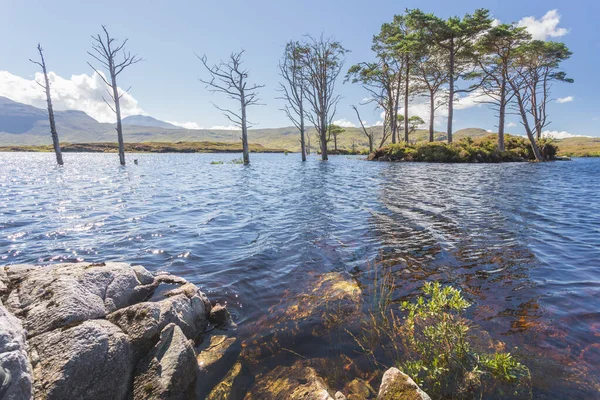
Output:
[{"xmin": 1, "ymin": 152, "xmax": 599, "ymax": 398}]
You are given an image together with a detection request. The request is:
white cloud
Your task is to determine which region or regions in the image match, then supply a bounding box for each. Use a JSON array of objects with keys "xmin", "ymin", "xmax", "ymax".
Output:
[
  {"xmin": 556, "ymin": 96, "xmax": 574, "ymax": 103},
  {"xmin": 507, "ymin": 122, "xmax": 517, "ymax": 128},
  {"xmin": 542, "ymin": 130, "xmax": 591, "ymax": 139},
  {"xmin": 374, "ymin": 120, "xmax": 384, "ymax": 126},
  {"xmin": 210, "ymin": 125, "xmax": 240, "ymax": 130},
  {"xmin": 167, "ymin": 121, "xmax": 203, "ymax": 129},
  {"xmin": 333, "ymin": 119, "xmax": 356, "ymax": 128},
  {"xmin": 491, "ymin": 18, "xmax": 501, "ymax": 27},
  {"xmin": 0, "ymin": 70, "xmax": 143, "ymax": 123},
  {"xmin": 517, "ymin": 10, "xmax": 568, "ymax": 40}
]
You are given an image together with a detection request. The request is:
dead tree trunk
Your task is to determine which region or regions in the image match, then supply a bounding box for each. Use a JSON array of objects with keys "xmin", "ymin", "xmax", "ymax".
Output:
[
  {"xmin": 351, "ymin": 105, "xmax": 374, "ymax": 153},
  {"xmin": 198, "ymin": 50, "xmax": 263, "ymax": 165},
  {"xmin": 30, "ymin": 44, "xmax": 63, "ymax": 165},
  {"xmin": 87, "ymin": 25, "xmax": 142, "ymax": 166}
]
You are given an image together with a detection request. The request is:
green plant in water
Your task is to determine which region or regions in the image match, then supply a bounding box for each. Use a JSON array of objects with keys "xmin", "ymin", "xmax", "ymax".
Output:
[
  {"xmin": 350, "ymin": 275, "xmax": 531, "ymax": 399},
  {"xmin": 210, "ymin": 160, "xmax": 224, "ymax": 165},
  {"xmin": 229, "ymin": 158, "xmax": 244, "ymax": 164}
]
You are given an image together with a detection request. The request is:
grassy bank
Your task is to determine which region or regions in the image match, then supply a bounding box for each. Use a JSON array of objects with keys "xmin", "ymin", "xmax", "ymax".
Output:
[
  {"xmin": 554, "ymin": 137, "xmax": 600, "ymax": 157},
  {"xmin": 368, "ymin": 135, "xmax": 558, "ymax": 162},
  {"xmin": 0, "ymin": 141, "xmax": 288, "ymax": 153}
]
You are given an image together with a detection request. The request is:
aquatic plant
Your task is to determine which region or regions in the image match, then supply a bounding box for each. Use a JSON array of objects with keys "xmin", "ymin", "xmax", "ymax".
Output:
[
  {"xmin": 349, "ymin": 274, "xmax": 531, "ymax": 399},
  {"xmin": 210, "ymin": 161, "xmax": 224, "ymax": 164}
]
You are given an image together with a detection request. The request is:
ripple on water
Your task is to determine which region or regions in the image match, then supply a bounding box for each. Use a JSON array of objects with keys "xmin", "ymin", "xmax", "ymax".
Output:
[{"xmin": 1, "ymin": 152, "xmax": 599, "ymax": 398}]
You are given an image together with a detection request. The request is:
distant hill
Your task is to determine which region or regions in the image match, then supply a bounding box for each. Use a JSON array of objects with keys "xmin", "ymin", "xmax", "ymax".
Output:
[
  {"xmin": 122, "ymin": 115, "xmax": 179, "ymax": 129},
  {"xmin": 1, "ymin": 98, "xmax": 598, "ymax": 155}
]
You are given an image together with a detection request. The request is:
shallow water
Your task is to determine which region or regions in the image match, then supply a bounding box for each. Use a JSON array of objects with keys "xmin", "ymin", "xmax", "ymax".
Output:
[{"xmin": 1, "ymin": 152, "xmax": 599, "ymax": 398}]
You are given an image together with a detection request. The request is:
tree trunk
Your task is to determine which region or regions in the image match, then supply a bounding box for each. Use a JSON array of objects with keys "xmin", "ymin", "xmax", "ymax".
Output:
[
  {"xmin": 39, "ymin": 51, "xmax": 63, "ymax": 166},
  {"xmin": 447, "ymin": 39, "xmax": 455, "ymax": 144},
  {"xmin": 110, "ymin": 73, "xmax": 126, "ymax": 166},
  {"xmin": 369, "ymin": 135, "xmax": 373, "ymax": 153},
  {"xmin": 498, "ymin": 78, "xmax": 506, "ymax": 152},
  {"xmin": 320, "ymin": 113, "xmax": 328, "ymax": 161},
  {"xmin": 390, "ymin": 99, "xmax": 397, "ymax": 144},
  {"xmin": 334, "ymin": 135, "xmax": 337, "ymax": 152},
  {"xmin": 429, "ymin": 94, "xmax": 435, "ymax": 142},
  {"xmin": 404, "ymin": 56, "xmax": 410, "ymax": 142},
  {"xmin": 240, "ymin": 93, "xmax": 250, "ymax": 165},
  {"xmin": 299, "ymin": 103, "xmax": 306, "ymax": 162}
]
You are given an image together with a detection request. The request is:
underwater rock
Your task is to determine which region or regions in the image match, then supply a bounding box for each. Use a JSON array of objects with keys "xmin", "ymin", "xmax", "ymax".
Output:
[
  {"xmin": 241, "ymin": 272, "xmax": 361, "ymax": 363},
  {"xmin": 133, "ymin": 323, "xmax": 198, "ymax": 400},
  {"xmin": 245, "ymin": 360, "xmax": 336, "ymax": 400},
  {"xmin": 377, "ymin": 367, "xmax": 431, "ymax": 400},
  {"xmin": 205, "ymin": 362, "xmax": 250, "ymax": 400}
]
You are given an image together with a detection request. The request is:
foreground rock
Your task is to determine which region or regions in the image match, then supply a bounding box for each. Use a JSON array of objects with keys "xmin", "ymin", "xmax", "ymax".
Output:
[
  {"xmin": 0, "ymin": 262, "xmax": 217, "ymax": 400},
  {"xmin": 377, "ymin": 368, "xmax": 431, "ymax": 400},
  {"xmin": 0, "ymin": 304, "xmax": 33, "ymax": 400},
  {"xmin": 133, "ymin": 323, "xmax": 198, "ymax": 400},
  {"xmin": 30, "ymin": 319, "xmax": 132, "ymax": 400}
]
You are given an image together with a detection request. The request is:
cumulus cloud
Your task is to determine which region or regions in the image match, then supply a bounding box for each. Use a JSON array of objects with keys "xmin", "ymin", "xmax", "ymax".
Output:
[
  {"xmin": 333, "ymin": 119, "xmax": 356, "ymax": 128},
  {"xmin": 167, "ymin": 121, "xmax": 203, "ymax": 129},
  {"xmin": 556, "ymin": 96, "xmax": 574, "ymax": 103},
  {"xmin": 542, "ymin": 130, "xmax": 591, "ymax": 139},
  {"xmin": 507, "ymin": 122, "xmax": 517, "ymax": 128},
  {"xmin": 0, "ymin": 70, "xmax": 143, "ymax": 123},
  {"xmin": 210, "ymin": 125, "xmax": 240, "ymax": 130},
  {"xmin": 517, "ymin": 10, "xmax": 568, "ymax": 40}
]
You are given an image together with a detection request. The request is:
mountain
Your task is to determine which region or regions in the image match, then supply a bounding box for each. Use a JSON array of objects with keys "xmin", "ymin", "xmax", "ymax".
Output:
[
  {"xmin": 122, "ymin": 115, "xmax": 179, "ymax": 129},
  {"xmin": 1, "ymin": 98, "xmax": 598, "ymax": 155}
]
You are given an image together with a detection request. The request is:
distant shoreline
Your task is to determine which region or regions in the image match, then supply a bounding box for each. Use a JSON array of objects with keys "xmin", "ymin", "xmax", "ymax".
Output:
[{"xmin": 0, "ymin": 141, "xmax": 289, "ymax": 154}]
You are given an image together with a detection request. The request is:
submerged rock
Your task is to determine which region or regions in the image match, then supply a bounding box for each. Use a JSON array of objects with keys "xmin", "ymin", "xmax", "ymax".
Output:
[
  {"xmin": 134, "ymin": 323, "xmax": 198, "ymax": 400},
  {"xmin": 245, "ymin": 361, "xmax": 336, "ymax": 400},
  {"xmin": 0, "ymin": 304, "xmax": 33, "ymax": 400},
  {"xmin": 242, "ymin": 272, "xmax": 361, "ymax": 363},
  {"xmin": 206, "ymin": 362, "xmax": 248, "ymax": 400},
  {"xmin": 377, "ymin": 367, "xmax": 431, "ymax": 400},
  {"xmin": 30, "ymin": 319, "xmax": 132, "ymax": 400}
]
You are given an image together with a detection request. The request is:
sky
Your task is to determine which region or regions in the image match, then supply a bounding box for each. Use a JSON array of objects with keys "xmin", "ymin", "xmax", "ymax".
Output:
[{"xmin": 0, "ymin": 0, "xmax": 598, "ymax": 138}]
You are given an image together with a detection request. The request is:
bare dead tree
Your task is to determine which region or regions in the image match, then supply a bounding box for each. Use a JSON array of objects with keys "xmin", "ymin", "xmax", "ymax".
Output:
[
  {"xmin": 87, "ymin": 25, "xmax": 142, "ymax": 166},
  {"xmin": 278, "ymin": 41, "xmax": 307, "ymax": 161},
  {"xmin": 351, "ymin": 105, "xmax": 374, "ymax": 153},
  {"xmin": 301, "ymin": 35, "xmax": 348, "ymax": 161},
  {"xmin": 30, "ymin": 44, "xmax": 63, "ymax": 165},
  {"xmin": 198, "ymin": 50, "xmax": 264, "ymax": 165}
]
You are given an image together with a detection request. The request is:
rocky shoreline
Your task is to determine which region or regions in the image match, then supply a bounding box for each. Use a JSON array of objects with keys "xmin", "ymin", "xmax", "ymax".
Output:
[{"xmin": 0, "ymin": 262, "xmax": 429, "ymax": 399}]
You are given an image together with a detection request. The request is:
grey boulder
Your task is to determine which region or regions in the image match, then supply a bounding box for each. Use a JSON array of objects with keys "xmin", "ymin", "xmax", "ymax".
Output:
[{"xmin": 133, "ymin": 323, "xmax": 198, "ymax": 400}]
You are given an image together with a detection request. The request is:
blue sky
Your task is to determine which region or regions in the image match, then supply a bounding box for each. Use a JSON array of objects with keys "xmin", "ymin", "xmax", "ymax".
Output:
[{"xmin": 1, "ymin": 0, "xmax": 598, "ymax": 137}]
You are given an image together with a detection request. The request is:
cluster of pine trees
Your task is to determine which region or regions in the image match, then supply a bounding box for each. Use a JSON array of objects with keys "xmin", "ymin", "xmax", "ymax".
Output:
[{"xmin": 33, "ymin": 9, "xmax": 572, "ymax": 165}]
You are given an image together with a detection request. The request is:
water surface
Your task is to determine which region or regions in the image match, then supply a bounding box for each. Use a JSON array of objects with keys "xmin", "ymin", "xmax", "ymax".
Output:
[{"xmin": 1, "ymin": 152, "xmax": 599, "ymax": 398}]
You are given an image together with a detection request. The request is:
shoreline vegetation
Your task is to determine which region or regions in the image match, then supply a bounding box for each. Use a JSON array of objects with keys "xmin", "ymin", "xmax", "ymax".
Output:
[
  {"xmin": 0, "ymin": 141, "xmax": 286, "ymax": 154},
  {"xmin": 5, "ymin": 134, "xmax": 600, "ymax": 159}
]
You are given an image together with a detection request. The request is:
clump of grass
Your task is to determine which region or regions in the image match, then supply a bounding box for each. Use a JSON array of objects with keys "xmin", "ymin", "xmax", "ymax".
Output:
[
  {"xmin": 229, "ymin": 158, "xmax": 244, "ymax": 164},
  {"xmin": 210, "ymin": 160, "xmax": 224, "ymax": 165},
  {"xmin": 349, "ymin": 271, "xmax": 531, "ymax": 399}
]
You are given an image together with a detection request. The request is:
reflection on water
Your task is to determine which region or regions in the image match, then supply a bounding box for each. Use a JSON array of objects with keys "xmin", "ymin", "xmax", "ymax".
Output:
[{"xmin": 1, "ymin": 152, "xmax": 599, "ymax": 398}]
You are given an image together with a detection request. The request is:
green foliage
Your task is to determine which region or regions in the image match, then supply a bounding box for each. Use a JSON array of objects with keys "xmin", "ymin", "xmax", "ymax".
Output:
[
  {"xmin": 349, "ymin": 275, "xmax": 531, "ymax": 399},
  {"xmin": 210, "ymin": 160, "xmax": 224, "ymax": 165},
  {"xmin": 369, "ymin": 134, "xmax": 559, "ymax": 162}
]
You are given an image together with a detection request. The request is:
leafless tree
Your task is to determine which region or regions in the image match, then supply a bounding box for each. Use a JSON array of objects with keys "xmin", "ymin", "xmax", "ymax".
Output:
[
  {"xmin": 87, "ymin": 25, "xmax": 142, "ymax": 166},
  {"xmin": 198, "ymin": 50, "xmax": 264, "ymax": 165},
  {"xmin": 30, "ymin": 44, "xmax": 63, "ymax": 165},
  {"xmin": 351, "ymin": 105, "xmax": 374, "ymax": 153},
  {"xmin": 300, "ymin": 35, "xmax": 348, "ymax": 160},
  {"xmin": 278, "ymin": 41, "xmax": 307, "ymax": 161}
]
